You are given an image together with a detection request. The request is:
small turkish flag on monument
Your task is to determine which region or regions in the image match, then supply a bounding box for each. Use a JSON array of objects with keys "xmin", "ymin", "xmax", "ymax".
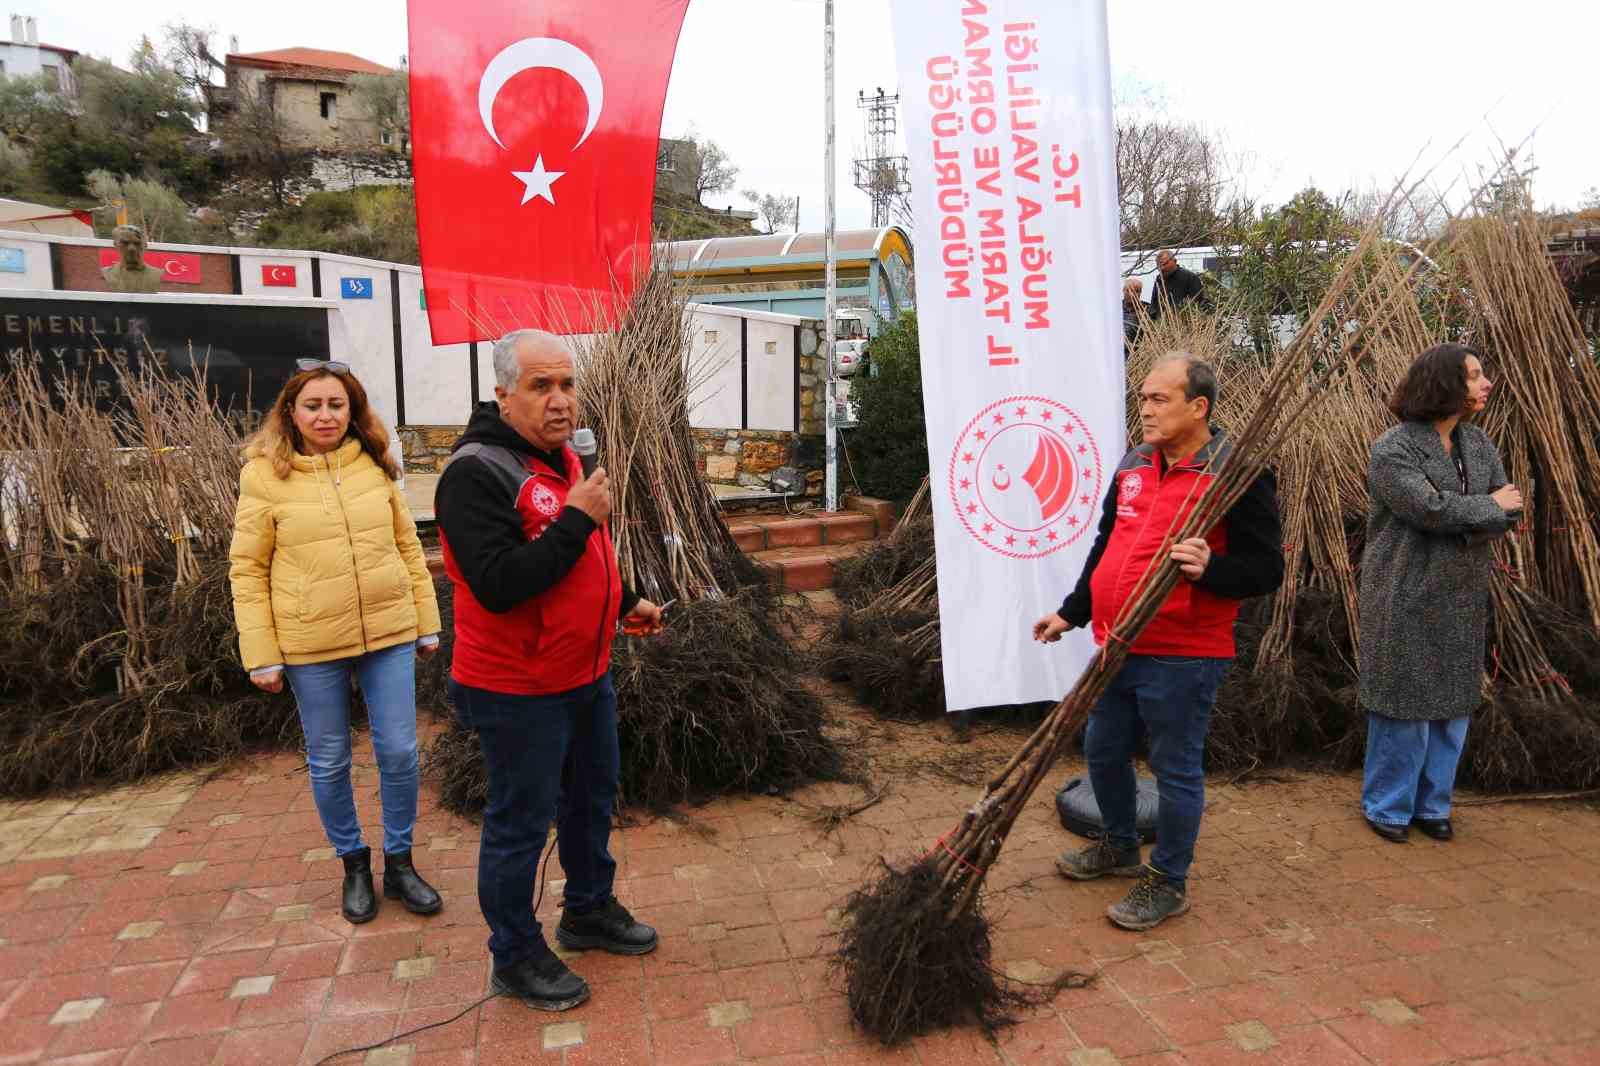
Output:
[
  {"xmin": 261, "ymin": 264, "xmax": 297, "ymax": 287},
  {"xmin": 407, "ymin": 0, "xmax": 692, "ymax": 344}
]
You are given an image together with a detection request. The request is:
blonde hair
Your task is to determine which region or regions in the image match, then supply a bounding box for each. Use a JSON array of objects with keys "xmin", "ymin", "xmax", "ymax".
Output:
[{"xmin": 246, "ymin": 367, "xmax": 401, "ymax": 481}]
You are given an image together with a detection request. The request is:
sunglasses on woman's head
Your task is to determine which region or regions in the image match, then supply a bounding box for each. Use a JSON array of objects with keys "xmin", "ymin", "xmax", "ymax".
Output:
[{"xmin": 296, "ymin": 358, "xmax": 350, "ymax": 374}]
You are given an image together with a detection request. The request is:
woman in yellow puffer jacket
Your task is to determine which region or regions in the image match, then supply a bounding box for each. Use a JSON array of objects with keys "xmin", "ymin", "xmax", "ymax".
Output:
[{"xmin": 228, "ymin": 359, "xmax": 444, "ymax": 925}]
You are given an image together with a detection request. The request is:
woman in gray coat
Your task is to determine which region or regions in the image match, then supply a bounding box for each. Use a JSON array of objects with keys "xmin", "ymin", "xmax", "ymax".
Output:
[{"xmin": 1358, "ymin": 343, "xmax": 1523, "ymax": 843}]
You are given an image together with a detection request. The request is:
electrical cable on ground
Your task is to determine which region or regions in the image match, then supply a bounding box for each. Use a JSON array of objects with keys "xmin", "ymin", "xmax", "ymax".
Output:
[{"xmin": 313, "ymin": 831, "xmax": 561, "ymax": 1064}]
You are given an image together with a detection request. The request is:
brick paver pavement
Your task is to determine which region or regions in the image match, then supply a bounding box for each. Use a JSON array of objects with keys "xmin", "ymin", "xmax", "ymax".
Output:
[{"xmin": 1, "ymin": 710, "xmax": 1597, "ymax": 1065}]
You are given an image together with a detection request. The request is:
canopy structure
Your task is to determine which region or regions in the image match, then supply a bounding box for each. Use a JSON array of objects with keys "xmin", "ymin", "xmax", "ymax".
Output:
[
  {"xmin": 0, "ymin": 198, "xmax": 93, "ymax": 238},
  {"xmin": 658, "ymin": 225, "xmax": 915, "ymax": 331}
]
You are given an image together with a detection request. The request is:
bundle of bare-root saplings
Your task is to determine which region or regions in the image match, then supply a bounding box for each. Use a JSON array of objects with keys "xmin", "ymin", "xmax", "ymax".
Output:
[
  {"xmin": 422, "ymin": 268, "xmax": 843, "ymax": 813},
  {"xmin": 823, "ymin": 196, "xmax": 1600, "ymax": 794},
  {"xmin": 0, "ymin": 359, "xmax": 298, "ymax": 796}
]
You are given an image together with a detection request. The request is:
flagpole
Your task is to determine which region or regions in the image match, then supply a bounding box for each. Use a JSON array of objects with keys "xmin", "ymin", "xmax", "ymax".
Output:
[{"xmin": 823, "ymin": 0, "xmax": 839, "ymax": 513}]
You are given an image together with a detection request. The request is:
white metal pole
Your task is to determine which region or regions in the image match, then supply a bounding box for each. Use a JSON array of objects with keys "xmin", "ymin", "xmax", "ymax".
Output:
[{"xmin": 823, "ymin": 0, "xmax": 839, "ymax": 513}]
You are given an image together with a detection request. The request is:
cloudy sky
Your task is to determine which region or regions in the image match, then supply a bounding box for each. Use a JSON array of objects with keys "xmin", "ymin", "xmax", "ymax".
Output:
[{"xmin": 41, "ymin": 0, "xmax": 1598, "ymax": 231}]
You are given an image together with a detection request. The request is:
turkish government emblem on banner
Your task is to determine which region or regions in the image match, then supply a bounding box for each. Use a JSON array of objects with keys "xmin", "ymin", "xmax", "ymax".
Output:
[
  {"xmin": 889, "ymin": 0, "xmax": 1123, "ymax": 711},
  {"xmin": 407, "ymin": 0, "xmax": 692, "ymax": 343}
]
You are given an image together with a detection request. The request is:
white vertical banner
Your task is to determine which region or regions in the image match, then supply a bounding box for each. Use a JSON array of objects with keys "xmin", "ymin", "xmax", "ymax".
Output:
[{"xmin": 889, "ymin": 0, "xmax": 1123, "ymax": 711}]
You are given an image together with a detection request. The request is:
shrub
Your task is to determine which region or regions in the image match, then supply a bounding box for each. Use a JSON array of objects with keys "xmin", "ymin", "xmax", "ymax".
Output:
[{"xmin": 845, "ymin": 312, "xmax": 928, "ymax": 504}]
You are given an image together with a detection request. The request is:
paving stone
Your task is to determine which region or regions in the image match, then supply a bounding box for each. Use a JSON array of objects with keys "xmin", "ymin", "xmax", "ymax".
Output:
[
  {"xmin": 169, "ymin": 861, "xmax": 208, "ymax": 876},
  {"xmin": 302, "ymin": 847, "xmax": 335, "ymax": 862},
  {"xmin": 688, "ymin": 922, "xmax": 728, "ymax": 943},
  {"xmin": 117, "ymin": 920, "xmax": 164, "ymax": 940},
  {"xmin": 706, "ymin": 1000, "xmax": 753, "ymax": 1028},
  {"xmin": 365, "ymin": 1046, "xmax": 413, "ymax": 1065},
  {"xmin": 394, "ymin": 957, "xmax": 434, "ymax": 981},
  {"xmin": 209, "ymin": 813, "xmax": 243, "ymax": 828},
  {"xmin": 795, "ymin": 851, "xmax": 833, "ymax": 868},
  {"xmin": 1226, "ymin": 1020, "xmax": 1278, "ymax": 1052},
  {"xmin": 542, "ymin": 1022, "xmax": 586, "ymax": 1050},
  {"xmin": 1365, "ymin": 996, "xmax": 1421, "ymax": 1025},
  {"xmin": 426, "ymin": 835, "xmax": 458, "ymax": 852},
  {"xmin": 1068, "ymin": 1050, "xmax": 1121, "ymax": 1066},
  {"xmin": 273, "ymin": 904, "xmax": 312, "ymax": 921},
  {"xmin": 231, "ymin": 975, "xmax": 275, "ymax": 998},
  {"xmin": 85, "ymin": 827, "xmax": 163, "ymax": 852},
  {"xmin": 50, "ymin": 997, "xmax": 106, "ymax": 1025},
  {"xmin": 28, "ymin": 874, "xmax": 70, "ymax": 892},
  {"xmin": 674, "ymin": 864, "xmax": 711, "ymax": 881},
  {"xmin": 1005, "ymin": 959, "xmax": 1052, "ymax": 983},
  {"xmin": 1135, "ymin": 939, "xmax": 1185, "ymax": 964}
]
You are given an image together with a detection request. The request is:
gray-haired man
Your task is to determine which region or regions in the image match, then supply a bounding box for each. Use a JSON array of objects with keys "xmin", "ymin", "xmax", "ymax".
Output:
[{"xmin": 435, "ymin": 330, "xmax": 662, "ymax": 1011}]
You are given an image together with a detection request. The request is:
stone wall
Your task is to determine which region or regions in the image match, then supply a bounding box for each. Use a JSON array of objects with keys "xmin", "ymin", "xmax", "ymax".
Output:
[
  {"xmin": 692, "ymin": 428, "xmax": 824, "ymax": 497},
  {"xmin": 796, "ymin": 319, "xmax": 827, "ymax": 435},
  {"xmin": 397, "ymin": 425, "xmax": 461, "ymax": 473}
]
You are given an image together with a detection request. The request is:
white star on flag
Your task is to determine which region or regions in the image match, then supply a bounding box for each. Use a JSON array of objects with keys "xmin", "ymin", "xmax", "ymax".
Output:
[{"xmin": 513, "ymin": 156, "xmax": 564, "ymax": 205}]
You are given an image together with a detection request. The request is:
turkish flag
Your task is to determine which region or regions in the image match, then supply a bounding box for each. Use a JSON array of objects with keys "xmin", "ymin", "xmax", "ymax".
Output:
[
  {"xmin": 97, "ymin": 249, "xmax": 204, "ymax": 285},
  {"xmin": 407, "ymin": 0, "xmax": 691, "ymax": 343},
  {"xmin": 261, "ymin": 263, "xmax": 298, "ymax": 287}
]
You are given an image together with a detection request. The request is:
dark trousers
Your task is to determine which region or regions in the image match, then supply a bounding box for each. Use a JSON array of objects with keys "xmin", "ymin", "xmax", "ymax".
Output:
[
  {"xmin": 449, "ymin": 674, "xmax": 619, "ymax": 970},
  {"xmin": 1085, "ymin": 653, "xmax": 1229, "ymax": 886}
]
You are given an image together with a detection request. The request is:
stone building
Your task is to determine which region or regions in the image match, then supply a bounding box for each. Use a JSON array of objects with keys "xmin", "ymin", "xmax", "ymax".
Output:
[{"xmin": 222, "ymin": 47, "xmax": 398, "ymax": 151}]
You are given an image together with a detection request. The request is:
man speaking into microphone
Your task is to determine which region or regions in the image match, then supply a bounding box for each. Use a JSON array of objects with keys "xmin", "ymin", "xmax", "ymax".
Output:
[{"xmin": 435, "ymin": 328, "xmax": 662, "ymax": 1012}]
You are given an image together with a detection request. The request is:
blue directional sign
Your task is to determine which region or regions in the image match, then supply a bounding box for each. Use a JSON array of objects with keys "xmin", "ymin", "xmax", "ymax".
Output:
[{"xmin": 340, "ymin": 276, "xmax": 373, "ymax": 300}]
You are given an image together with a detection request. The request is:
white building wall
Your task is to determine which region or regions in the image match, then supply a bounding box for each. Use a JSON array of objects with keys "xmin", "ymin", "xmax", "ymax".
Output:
[
  {"xmin": 745, "ymin": 317, "xmax": 794, "ymax": 432},
  {"xmin": 0, "ymin": 237, "xmax": 55, "ymax": 289},
  {"xmin": 0, "ymin": 233, "xmax": 812, "ymax": 436}
]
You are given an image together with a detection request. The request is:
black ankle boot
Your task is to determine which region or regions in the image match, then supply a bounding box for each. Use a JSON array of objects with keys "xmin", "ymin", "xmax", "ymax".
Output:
[
  {"xmin": 341, "ymin": 846, "xmax": 378, "ymax": 924},
  {"xmin": 382, "ymin": 849, "xmax": 442, "ymax": 915}
]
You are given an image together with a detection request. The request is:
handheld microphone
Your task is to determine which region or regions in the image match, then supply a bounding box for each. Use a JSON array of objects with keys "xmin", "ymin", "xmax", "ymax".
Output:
[{"xmin": 571, "ymin": 428, "xmax": 598, "ymax": 479}]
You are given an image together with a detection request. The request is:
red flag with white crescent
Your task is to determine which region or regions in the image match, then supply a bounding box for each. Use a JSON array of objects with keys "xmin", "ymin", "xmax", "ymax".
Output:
[
  {"xmin": 97, "ymin": 249, "xmax": 203, "ymax": 285},
  {"xmin": 406, "ymin": 0, "xmax": 692, "ymax": 344}
]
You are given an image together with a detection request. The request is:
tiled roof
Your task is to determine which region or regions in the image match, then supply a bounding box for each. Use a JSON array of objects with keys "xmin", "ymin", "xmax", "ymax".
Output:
[{"xmin": 227, "ymin": 48, "xmax": 391, "ymax": 75}]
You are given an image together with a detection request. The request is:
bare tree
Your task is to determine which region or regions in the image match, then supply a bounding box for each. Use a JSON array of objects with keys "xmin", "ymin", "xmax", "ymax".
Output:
[
  {"xmin": 161, "ymin": 21, "xmax": 227, "ymax": 118},
  {"xmin": 691, "ymin": 136, "xmax": 738, "ymax": 203},
  {"xmin": 349, "ymin": 71, "xmax": 409, "ymax": 150},
  {"xmin": 219, "ymin": 82, "xmax": 298, "ymax": 207},
  {"xmin": 743, "ymin": 188, "xmax": 797, "ymax": 234}
]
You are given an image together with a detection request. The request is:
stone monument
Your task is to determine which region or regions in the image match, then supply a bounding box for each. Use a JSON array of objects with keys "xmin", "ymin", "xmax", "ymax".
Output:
[{"xmin": 100, "ymin": 225, "xmax": 164, "ymax": 293}]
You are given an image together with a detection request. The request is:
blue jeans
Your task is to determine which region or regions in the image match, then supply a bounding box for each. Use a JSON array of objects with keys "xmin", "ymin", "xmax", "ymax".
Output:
[
  {"xmin": 1362, "ymin": 713, "xmax": 1469, "ymax": 826},
  {"xmin": 1085, "ymin": 653, "xmax": 1229, "ymax": 887},
  {"xmin": 284, "ymin": 641, "xmax": 419, "ymax": 857},
  {"xmin": 449, "ymin": 674, "xmax": 620, "ymax": 970}
]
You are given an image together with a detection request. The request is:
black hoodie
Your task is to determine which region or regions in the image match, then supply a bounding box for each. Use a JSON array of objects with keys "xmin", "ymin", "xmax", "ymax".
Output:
[{"xmin": 433, "ymin": 402, "xmax": 638, "ymax": 616}]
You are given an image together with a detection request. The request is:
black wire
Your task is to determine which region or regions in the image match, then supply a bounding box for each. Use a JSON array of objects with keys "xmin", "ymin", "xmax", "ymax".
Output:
[{"xmin": 313, "ymin": 831, "xmax": 562, "ymax": 1065}]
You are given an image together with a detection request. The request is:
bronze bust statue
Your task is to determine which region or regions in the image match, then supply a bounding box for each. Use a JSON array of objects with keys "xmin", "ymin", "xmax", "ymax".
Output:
[{"xmin": 101, "ymin": 225, "xmax": 164, "ymax": 293}]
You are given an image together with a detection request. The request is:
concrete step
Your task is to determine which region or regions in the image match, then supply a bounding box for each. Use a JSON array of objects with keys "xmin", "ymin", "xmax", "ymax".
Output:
[
  {"xmin": 721, "ymin": 498, "xmax": 894, "ymax": 552},
  {"xmin": 752, "ymin": 542, "xmax": 872, "ymax": 593}
]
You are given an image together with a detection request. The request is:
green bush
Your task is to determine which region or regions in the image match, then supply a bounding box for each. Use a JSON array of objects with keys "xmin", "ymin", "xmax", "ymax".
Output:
[
  {"xmin": 256, "ymin": 187, "xmax": 419, "ymax": 264},
  {"xmin": 0, "ymin": 135, "xmax": 28, "ymax": 195},
  {"xmin": 86, "ymin": 171, "xmax": 194, "ymax": 243},
  {"xmin": 846, "ymin": 312, "xmax": 928, "ymax": 504}
]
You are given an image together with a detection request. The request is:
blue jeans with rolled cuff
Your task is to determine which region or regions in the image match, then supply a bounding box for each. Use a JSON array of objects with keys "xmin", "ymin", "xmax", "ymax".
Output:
[
  {"xmin": 1361, "ymin": 713, "xmax": 1469, "ymax": 826},
  {"xmin": 1085, "ymin": 653, "xmax": 1230, "ymax": 887},
  {"xmin": 283, "ymin": 641, "xmax": 419, "ymax": 857},
  {"xmin": 449, "ymin": 673, "xmax": 620, "ymax": 971}
]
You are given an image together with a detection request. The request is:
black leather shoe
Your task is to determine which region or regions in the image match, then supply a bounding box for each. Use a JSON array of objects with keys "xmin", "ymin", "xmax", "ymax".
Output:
[
  {"xmin": 1367, "ymin": 819, "xmax": 1409, "ymax": 844},
  {"xmin": 340, "ymin": 846, "xmax": 378, "ymax": 923},
  {"xmin": 1413, "ymin": 818, "xmax": 1454, "ymax": 841},
  {"xmin": 491, "ymin": 944, "xmax": 590, "ymax": 1012},
  {"xmin": 556, "ymin": 896, "xmax": 659, "ymax": 956},
  {"xmin": 382, "ymin": 850, "xmax": 443, "ymax": 915}
]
